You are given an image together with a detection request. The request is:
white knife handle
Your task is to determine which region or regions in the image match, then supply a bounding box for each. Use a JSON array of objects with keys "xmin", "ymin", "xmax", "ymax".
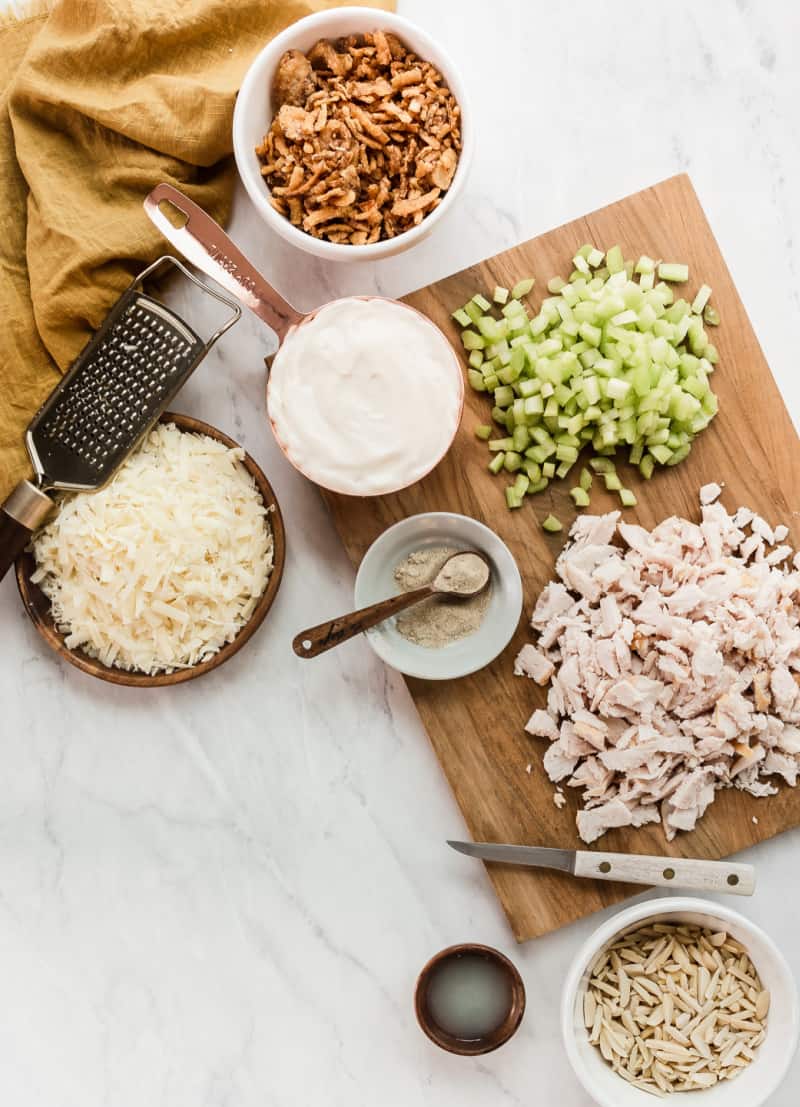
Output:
[{"xmin": 573, "ymin": 851, "xmax": 755, "ymax": 896}]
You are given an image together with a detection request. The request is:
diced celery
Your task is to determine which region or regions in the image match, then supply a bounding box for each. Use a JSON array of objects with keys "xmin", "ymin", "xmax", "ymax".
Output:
[
  {"xmin": 511, "ymin": 278, "xmax": 535, "ymax": 299},
  {"xmin": 463, "ymin": 301, "xmax": 483, "ymax": 325},
  {"xmin": 606, "ymin": 245, "xmax": 624, "ymax": 274},
  {"xmin": 488, "ymin": 452, "xmax": 505, "ymax": 474},
  {"xmin": 528, "ymin": 477, "xmax": 549, "ymax": 494},
  {"xmin": 639, "ymin": 454, "xmax": 655, "ymax": 480},
  {"xmin": 475, "ymin": 425, "xmax": 492, "ymax": 440},
  {"xmin": 691, "ymin": 285, "xmax": 712, "ymax": 314},
  {"xmin": 513, "ymin": 473, "xmax": 530, "ymax": 497},
  {"xmin": 462, "ymin": 330, "xmax": 485, "ymax": 351},
  {"xmin": 477, "ymin": 315, "xmax": 503, "ymax": 342},
  {"xmin": 606, "ymin": 378, "xmax": 631, "ymax": 402},
  {"xmin": 572, "ymin": 253, "xmax": 591, "ymax": 275},
  {"xmin": 579, "ymin": 467, "xmax": 592, "ymax": 491},
  {"xmin": 512, "ymin": 425, "xmax": 530, "ymax": 451},
  {"xmin": 579, "ymin": 322, "xmax": 602, "ymax": 348},
  {"xmin": 496, "ymin": 363, "xmax": 520, "ymax": 386},
  {"xmin": 556, "ymin": 443, "xmax": 578, "ymax": 463},
  {"xmin": 658, "ymin": 262, "xmax": 689, "ymax": 283},
  {"xmin": 649, "ymin": 443, "xmax": 673, "ymax": 465},
  {"xmin": 505, "ymin": 487, "xmax": 522, "ymax": 509},
  {"xmin": 525, "ymin": 444, "xmax": 549, "ymax": 465},
  {"xmin": 455, "ymin": 246, "xmax": 720, "ymax": 505},
  {"xmin": 666, "ymin": 443, "xmax": 691, "ymax": 466},
  {"xmin": 604, "ymin": 473, "xmax": 622, "ymax": 491},
  {"xmin": 618, "ymin": 488, "xmax": 637, "ymax": 508},
  {"xmin": 517, "ymin": 377, "xmax": 540, "ymax": 398},
  {"xmin": 542, "ymin": 514, "xmax": 562, "ymax": 533},
  {"xmin": 570, "ymin": 486, "xmax": 590, "ymax": 507},
  {"xmin": 703, "ymin": 305, "xmax": 720, "ymax": 326}
]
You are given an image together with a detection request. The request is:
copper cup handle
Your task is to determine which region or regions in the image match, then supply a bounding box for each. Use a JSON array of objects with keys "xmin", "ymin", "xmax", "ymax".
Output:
[{"xmin": 143, "ymin": 183, "xmax": 304, "ymax": 343}]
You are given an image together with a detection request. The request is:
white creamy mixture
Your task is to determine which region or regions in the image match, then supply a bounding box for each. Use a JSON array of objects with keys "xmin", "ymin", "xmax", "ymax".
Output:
[{"xmin": 268, "ymin": 298, "xmax": 462, "ymax": 495}]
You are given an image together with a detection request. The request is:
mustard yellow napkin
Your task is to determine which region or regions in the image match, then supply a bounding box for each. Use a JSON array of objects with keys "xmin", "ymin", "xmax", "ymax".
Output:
[{"xmin": 0, "ymin": 0, "xmax": 393, "ymax": 497}]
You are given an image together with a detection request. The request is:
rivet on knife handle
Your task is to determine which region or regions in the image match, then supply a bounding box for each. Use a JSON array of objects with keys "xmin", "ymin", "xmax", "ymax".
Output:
[{"xmin": 573, "ymin": 852, "xmax": 756, "ymax": 896}]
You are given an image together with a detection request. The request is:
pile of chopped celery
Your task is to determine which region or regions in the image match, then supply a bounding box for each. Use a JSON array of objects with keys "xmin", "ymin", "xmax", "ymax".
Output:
[{"xmin": 454, "ymin": 245, "xmax": 720, "ymax": 510}]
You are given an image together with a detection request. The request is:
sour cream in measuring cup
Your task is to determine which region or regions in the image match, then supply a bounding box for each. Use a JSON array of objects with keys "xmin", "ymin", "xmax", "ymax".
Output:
[{"xmin": 267, "ymin": 297, "xmax": 463, "ymax": 496}]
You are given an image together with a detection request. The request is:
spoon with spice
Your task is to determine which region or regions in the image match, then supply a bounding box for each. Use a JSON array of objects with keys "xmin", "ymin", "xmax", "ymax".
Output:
[{"xmin": 292, "ymin": 551, "xmax": 491, "ymax": 659}]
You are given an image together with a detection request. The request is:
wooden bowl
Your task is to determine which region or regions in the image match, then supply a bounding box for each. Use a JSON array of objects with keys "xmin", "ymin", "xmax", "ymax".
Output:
[
  {"xmin": 414, "ymin": 943, "xmax": 526, "ymax": 1055},
  {"xmin": 15, "ymin": 412, "xmax": 286, "ymax": 688}
]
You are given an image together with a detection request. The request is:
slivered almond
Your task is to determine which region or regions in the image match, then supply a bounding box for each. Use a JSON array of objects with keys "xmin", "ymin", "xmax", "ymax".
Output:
[
  {"xmin": 585, "ymin": 921, "xmax": 768, "ymax": 1094},
  {"xmin": 755, "ymin": 990, "xmax": 771, "ymax": 1020},
  {"xmin": 583, "ymin": 989, "xmax": 597, "ymax": 1029}
]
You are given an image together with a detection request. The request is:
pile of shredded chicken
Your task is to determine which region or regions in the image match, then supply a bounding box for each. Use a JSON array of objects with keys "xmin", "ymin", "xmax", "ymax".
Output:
[{"xmin": 515, "ymin": 484, "xmax": 800, "ymax": 843}]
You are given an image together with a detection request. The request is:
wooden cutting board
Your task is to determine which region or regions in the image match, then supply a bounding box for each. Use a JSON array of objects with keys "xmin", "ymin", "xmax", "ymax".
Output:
[{"xmin": 320, "ymin": 174, "xmax": 800, "ymax": 941}]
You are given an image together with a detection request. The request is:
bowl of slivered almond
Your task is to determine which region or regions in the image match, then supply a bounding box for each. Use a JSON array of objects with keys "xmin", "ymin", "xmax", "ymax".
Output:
[{"xmin": 561, "ymin": 897, "xmax": 798, "ymax": 1106}]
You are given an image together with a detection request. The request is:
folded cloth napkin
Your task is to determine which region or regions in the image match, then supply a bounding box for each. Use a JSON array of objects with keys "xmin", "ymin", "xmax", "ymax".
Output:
[{"xmin": 0, "ymin": 0, "xmax": 393, "ymax": 497}]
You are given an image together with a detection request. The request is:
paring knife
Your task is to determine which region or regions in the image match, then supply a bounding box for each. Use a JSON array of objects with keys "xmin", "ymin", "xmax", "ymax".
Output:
[{"xmin": 447, "ymin": 841, "xmax": 755, "ymax": 897}]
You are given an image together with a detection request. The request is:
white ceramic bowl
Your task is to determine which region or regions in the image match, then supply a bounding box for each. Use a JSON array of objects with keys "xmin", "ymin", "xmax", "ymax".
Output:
[
  {"xmin": 232, "ymin": 7, "xmax": 473, "ymax": 261},
  {"xmin": 562, "ymin": 896, "xmax": 799, "ymax": 1107},
  {"xmin": 353, "ymin": 512, "xmax": 523, "ymax": 680}
]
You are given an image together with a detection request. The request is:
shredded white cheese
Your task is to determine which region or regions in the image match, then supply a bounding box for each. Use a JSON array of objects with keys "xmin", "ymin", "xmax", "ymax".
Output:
[{"xmin": 31, "ymin": 423, "xmax": 273, "ymax": 674}]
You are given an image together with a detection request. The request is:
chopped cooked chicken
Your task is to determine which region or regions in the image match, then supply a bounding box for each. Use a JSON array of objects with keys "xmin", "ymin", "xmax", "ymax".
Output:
[
  {"xmin": 516, "ymin": 488, "xmax": 800, "ymax": 843},
  {"xmin": 514, "ymin": 644, "xmax": 554, "ymax": 685},
  {"xmin": 699, "ymin": 481, "xmax": 723, "ymax": 505},
  {"xmin": 524, "ymin": 709, "xmax": 559, "ymax": 741}
]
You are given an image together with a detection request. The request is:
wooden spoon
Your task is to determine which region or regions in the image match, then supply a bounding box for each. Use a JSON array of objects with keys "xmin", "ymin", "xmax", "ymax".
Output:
[{"xmin": 293, "ymin": 551, "xmax": 491, "ymax": 659}]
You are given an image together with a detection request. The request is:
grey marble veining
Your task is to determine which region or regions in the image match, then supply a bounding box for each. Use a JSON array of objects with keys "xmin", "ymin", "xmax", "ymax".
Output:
[{"xmin": 1, "ymin": 2, "xmax": 799, "ymax": 1103}]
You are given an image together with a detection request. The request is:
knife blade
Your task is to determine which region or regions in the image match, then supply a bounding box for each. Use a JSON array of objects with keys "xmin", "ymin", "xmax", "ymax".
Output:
[{"xmin": 447, "ymin": 841, "xmax": 755, "ymax": 896}]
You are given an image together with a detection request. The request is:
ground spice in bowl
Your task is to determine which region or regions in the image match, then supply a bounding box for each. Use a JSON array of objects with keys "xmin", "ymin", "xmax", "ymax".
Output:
[{"xmin": 393, "ymin": 546, "xmax": 491, "ymax": 648}]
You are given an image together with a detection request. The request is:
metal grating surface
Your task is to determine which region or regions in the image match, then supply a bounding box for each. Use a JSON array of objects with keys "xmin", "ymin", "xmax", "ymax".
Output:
[{"xmin": 34, "ymin": 296, "xmax": 202, "ymax": 484}]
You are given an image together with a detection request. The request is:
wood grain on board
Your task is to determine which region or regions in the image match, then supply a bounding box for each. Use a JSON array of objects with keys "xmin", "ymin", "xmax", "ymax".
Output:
[{"xmin": 321, "ymin": 174, "xmax": 800, "ymax": 941}]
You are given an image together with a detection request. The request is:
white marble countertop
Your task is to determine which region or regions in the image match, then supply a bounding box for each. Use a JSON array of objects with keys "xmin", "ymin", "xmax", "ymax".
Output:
[{"xmin": 1, "ymin": 2, "xmax": 799, "ymax": 1104}]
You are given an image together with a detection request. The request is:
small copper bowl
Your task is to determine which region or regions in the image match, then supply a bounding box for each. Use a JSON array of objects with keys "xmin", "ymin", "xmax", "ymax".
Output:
[
  {"xmin": 15, "ymin": 412, "xmax": 285, "ymax": 688},
  {"xmin": 414, "ymin": 943, "xmax": 526, "ymax": 1056}
]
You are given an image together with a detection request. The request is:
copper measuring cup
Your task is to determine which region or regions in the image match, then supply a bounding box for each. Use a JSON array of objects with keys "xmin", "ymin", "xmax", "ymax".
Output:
[{"xmin": 143, "ymin": 184, "xmax": 464, "ymax": 495}]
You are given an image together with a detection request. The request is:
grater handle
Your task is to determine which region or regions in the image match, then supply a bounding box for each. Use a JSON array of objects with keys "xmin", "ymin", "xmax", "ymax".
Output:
[
  {"xmin": 144, "ymin": 184, "xmax": 304, "ymax": 343},
  {"xmin": 0, "ymin": 481, "xmax": 54, "ymax": 583}
]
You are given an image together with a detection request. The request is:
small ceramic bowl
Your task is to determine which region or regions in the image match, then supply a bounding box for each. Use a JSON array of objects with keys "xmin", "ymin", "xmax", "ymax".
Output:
[
  {"xmin": 16, "ymin": 413, "xmax": 286, "ymax": 688},
  {"xmin": 353, "ymin": 512, "xmax": 522, "ymax": 680},
  {"xmin": 561, "ymin": 896, "xmax": 800, "ymax": 1107},
  {"xmin": 415, "ymin": 943, "xmax": 526, "ymax": 1056},
  {"xmin": 232, "ymin": 6, "xmax": 473, "ymax": 261}
]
